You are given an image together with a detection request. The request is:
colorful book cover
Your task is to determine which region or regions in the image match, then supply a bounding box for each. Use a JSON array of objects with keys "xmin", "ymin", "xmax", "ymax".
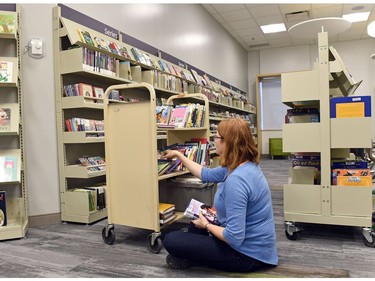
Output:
[
  {"xmin": 184, "ymin": 198, "xmax": 218, "ymax": 225},
  {"xmin": 155, "ymin": 105, "xmax": 171, "ymax": 124},
  {"xmin": 0, "ymin": 14, "xmax": 15, "ymax": 34},
  {"xmin": 78, "ymin": 30, "xmax": 96, "ymax": 47},
  {"xmin": 169, "ymin": 106, "xmax": 188, "ymax": 127},
  {"xmin": 0, "ymin": 107, "xmax": 11, "ymax": 132},
  {"xmin": 0, "ymin": 156, "xmax": 17, "ymax": 182},
  {"xmin": 0, "ymin": 191, "xmax": 6, "ymax": 226},
  {"xmin": 0, "ymin": 61, "xmax": 13, "ymax": 83},
  {"xmin": 94, "ymin": 37, "xmax": 110, "ymax": 51}
]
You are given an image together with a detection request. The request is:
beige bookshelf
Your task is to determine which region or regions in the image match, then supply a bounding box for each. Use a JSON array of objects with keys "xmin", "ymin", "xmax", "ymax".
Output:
[
  {"xmin": 53, "ymin": 5, "xmax": 255, "ymax": 226},
  {"xmin": 0, "ymin": 5, "xmax": 28, "ymax": 240},
  {"xmin": 282, "ymin": 31, "xmax": 374, "ymax": 246},
  {"xmin": 102, "ymin": 83, "xmax": 210, "ymax": 252}
]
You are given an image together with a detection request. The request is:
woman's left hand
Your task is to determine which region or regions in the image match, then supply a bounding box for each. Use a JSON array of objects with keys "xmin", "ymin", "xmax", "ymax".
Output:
[{"xmin": 191, "ymin": 211, "xmax": 209, "ymax": 229}]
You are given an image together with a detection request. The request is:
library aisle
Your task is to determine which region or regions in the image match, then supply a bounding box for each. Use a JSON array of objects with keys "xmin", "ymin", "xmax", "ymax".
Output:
[{"xmin": 0, "ymin": 158, "xmax": 374, "ymax": 278}]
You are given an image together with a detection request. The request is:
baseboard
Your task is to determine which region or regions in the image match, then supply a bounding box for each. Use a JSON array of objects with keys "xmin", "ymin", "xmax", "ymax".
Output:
[{"xmin": 28, "ymin": 213, "xmax": 61, "ymax": 227}]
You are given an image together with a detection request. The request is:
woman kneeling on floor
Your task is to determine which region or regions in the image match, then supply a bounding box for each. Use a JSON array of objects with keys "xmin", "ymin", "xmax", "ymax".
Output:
[{"xmin": 162, "ymin": 118, "xmax": 278, "ymax": 272}]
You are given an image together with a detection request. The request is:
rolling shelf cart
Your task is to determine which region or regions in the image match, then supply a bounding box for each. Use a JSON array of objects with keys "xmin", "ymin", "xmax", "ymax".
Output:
[
  {"xmin": 282, "ymin": 30, "xmax": 374, "ymax": 247},
  {"xmin": 102, "ymin": 82, "xmax": 210, "ymax": 253}
]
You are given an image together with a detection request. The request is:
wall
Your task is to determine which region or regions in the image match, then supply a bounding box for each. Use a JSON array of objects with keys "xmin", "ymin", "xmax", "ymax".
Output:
[
  {"xmin": 19, "ymin": 4, "xmax": 249, "ymax": 219},
  {"xmin": 251, "ymin": 38, "xmax": 375, "ymax": 155}
]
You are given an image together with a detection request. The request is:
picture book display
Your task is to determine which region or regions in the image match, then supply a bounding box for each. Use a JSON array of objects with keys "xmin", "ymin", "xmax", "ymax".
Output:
[
  {"xmin": 0, "ymin": 155, "xmax": 17, "ymax": 182},
  {"xmin": 184, "ymin": 198, "xmax": 218, "ymax": 225},
  {"xmin": 0, "ymin": 191, "xmax": 6, "ymax": 226},
  {"xmin": 0, "ymin": 61, "xmax": 13, "ymax": 83},
  {"xmin": 0, "ymin": 107, "xmax": 11, "ymax": 132},
  {"xmin": 0, "ymin": 14, "xmax": 15, "ymax": 34}
]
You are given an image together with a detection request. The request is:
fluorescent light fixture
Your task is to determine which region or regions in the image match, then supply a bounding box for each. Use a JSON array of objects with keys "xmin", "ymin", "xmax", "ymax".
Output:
[
  {"xmin": 343, "ymin": 11, "xmax": 370, "ymax": 23},
  {"xmin": 367, "ymin": 20, "xmax": 375, "ymax": 37},
  {"xmin": 260, "ymin": 23, "xmax": 286, "ymax": 34}
]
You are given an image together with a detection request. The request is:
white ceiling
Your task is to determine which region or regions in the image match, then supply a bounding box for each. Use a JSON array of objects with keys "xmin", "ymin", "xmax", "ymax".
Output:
[{"xmin": 202, "ymin": 3, "xmax": 375, "ymax": 52}]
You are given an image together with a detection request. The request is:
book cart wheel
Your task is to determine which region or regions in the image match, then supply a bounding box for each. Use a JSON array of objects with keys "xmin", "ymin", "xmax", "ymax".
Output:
[
  {"xmin": 284, "ymin": 221, "xmax": 302, "ymax": 241},
  {"xmin": 147, "ymin": 232, "xmax": 162, "ymax": 254},
  {"xmin": 102, "ymin": 225, "xmax": 115, "ymax": 245},
  {"xmin": 362, "ymin": 227, "xmax": 375, "ymax": 247}
]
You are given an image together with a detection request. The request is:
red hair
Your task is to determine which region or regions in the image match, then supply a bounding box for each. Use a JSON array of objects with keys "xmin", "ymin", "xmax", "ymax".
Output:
[{"xmin": 218, "ymin": 118, "xmax": 259, "ymax": 170}]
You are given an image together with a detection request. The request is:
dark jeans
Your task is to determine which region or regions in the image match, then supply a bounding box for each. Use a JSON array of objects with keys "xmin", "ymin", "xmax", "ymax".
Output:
[{"xmin": 163, "ymin": 222, "xmax": 272, "ymax": 272}]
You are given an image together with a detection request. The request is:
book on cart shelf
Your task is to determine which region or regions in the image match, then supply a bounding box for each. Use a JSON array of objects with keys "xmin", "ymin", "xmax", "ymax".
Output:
[
  {"xmin": 0, "ymin": 61, "xmax": 13, "ymax": 83},
  {"xmin": 184, "ymin": 198, "xmax": 218, "ymax": 225},
  {"xmin": 156, "ymin": 105, "xmax": 171, "ymax": 125},
  {"xmin": 0, "ymin": 13, "xmax": 16, "ymax": 34},
  {"xmin": 159, "ymin": 203, "xmax": 176, "ymax": 225},
  {"xmin": 159, "ymin": 202, "xmax": 175, "ymax": 215}
]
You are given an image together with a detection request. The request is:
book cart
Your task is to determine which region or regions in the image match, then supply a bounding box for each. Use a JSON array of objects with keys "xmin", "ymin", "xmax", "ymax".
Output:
[
  {"xmin": 102, "ymin": 82, "xmax": 210, "ymax": 253},
  {"xmin": 0, "ymin": 4, "xmax": 28, "ymax": 240},
  {"xmin": 282, "ymin": 30, "xmax": 374, "ymax": 247}
]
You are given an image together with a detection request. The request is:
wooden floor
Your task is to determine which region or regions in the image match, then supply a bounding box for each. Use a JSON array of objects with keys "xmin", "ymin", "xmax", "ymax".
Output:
[{"xmin": 0, "ymin": 157, "xmax": 374, "ymax": 278}]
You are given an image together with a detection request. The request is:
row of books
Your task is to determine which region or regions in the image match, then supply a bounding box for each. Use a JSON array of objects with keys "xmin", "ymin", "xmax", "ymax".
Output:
[
  {"xmin": 70, "ymin": 185, "xmax": 106, "ymax": 211},
  {"xmin": 158, "ymin": 138, "xmax": 210, "ymax": 173},
  {"xmin": 76, "ymin": 30, "xmax": 253, "ymax": 109},
  {"xmin": 0, "ymin": 155, "xmax": 17, "ymax": 183},
  {"xmin": 0, "ymin": 107, "xmax": 11, "ymax": 132},
  {"xmin": 331, "ymin": 160, "xmax": 371, "ymax": 186},
  {"xmin": 78, "ymin": 156, "xmax": 105, "ymax": 166},
  {"xmin": 156, "ymin": 103, "xmax": 205, "ymax": 129},
  {"xmin": 0, "ymin": 61, "xmax": 13, "ymax": 83},
  {"xmin": 63, "ymin": 83, "xmax": 104, "ymax": 100},
  {"xmin": 82, "ymin": 47, "xmax": 117, "ymax": 77},
  {"xmin": 78, "ymin": 29, "xmax": 132, "ymax": 59},
  {"xmin": 65, "ymin": 118, "xmax": 104, "ymax": 132},
  {"xmin": 142, "ymin": 69, "xmax": 192, "ymax": 94},
  {"xmin": 285, "ymin": 108, "xmax": 320, "ymax": 124}
]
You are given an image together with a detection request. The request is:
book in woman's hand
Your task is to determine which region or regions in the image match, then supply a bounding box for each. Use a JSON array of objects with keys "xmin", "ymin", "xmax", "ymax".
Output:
[{"xmin": 184, "ymin": 198, "xmax": 218, "ymax": 225}]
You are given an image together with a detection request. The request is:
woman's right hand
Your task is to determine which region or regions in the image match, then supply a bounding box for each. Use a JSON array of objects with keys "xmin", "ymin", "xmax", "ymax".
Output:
[{"xmin": 162, "ymin": 149, "xmax": 181, "ymax": 160}]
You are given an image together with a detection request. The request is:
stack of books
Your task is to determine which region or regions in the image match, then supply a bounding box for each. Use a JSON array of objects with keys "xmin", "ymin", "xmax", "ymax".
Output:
[{"xmin": 159, "ymin": 203, "xmax": 176, "ymax": 225}]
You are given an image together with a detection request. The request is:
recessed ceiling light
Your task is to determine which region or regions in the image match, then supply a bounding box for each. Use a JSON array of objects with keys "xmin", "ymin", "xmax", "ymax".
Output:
[
  {"xmin": 367, "ymin": 20, "xmax": 375, "ymax": 37},
  {"xmin": 260, "ymin": 23, "xmax": 286, "ymax": 34},
  {"xmin": 343, "ymin": 11, "xmax": 370, "ymax": 23}
]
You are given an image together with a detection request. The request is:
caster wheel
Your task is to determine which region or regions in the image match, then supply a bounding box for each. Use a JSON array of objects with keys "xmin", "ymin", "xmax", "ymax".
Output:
[
  {"xmin": 363, "ymin": 235, "xmax": 375, "ymax": 247},
  {"xmin": 147, "ymin": 234, "xmax": 162, "ymax": 254},
  {"xmin": 102, "ymin": 227, "xmax": 115, "ymax": 245},
  {"xmin": 285, "ymin": 230, "xmax": 300, "ymax": 241}
]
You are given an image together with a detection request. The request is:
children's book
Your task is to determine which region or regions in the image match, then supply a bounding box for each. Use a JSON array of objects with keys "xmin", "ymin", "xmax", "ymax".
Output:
[
  {"xmin": 0, "ymin": 61, "xmax": 13, "ymax": 83},
  {"xmin": 0, "ymin": 107, "xmax": 11, "ymax": 132},
  {"xmin": 0, "ymin": 155, "xmax": 17, "ymax": 182},
  {"xmin": 78, "ymin": 29, "xmax": 96, "ymax": 47},
  {"xmin": 94, "ymin": 37, "xmax": 110, "ymax": 51},
  {"xmin": 0, "ymin": 14, "xmax": 15, "ymax": 34},
  {"xmin": 156, "ymin": 105, "xmax": 171, "ymax": 125},
  {"xmin": 184, "ymin": 198, "xmax": 218, "ymax": 225},
  {"xmin": 0, "ymin": 191, "xmax": 6, "ymax": 226},
  {"xmin": 168, "ymin": 106, "xmax": 188, "ymax": 128}
]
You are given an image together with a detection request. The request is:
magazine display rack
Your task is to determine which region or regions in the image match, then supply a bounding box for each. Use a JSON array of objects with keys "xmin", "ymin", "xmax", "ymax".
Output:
[
  {"xmin": 102, "ymin": 83, "xmax": 209, "ymax": 253},
  {"xmin": 282, "ymin": 31, "xmax": 374, "ymax": 247},
  {"xmin": 0, "ymin": 5, "xmax": 28, "ymax": 240}
]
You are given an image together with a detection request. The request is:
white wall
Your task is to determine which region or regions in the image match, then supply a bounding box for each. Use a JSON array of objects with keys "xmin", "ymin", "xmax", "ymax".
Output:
[
  {"xmin": 251, "ymin": 38, "xmax": 375, "ymax": 155},
  {"xmin": 19, "ymin": 4, "xmax": 249, "ymax": 217}
]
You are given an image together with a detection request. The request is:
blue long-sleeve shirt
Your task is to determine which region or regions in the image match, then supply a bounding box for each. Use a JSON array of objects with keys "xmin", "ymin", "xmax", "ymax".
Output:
[{"xmin": 201, "ymin": 163, "xmax": 278, "ymax": 265}]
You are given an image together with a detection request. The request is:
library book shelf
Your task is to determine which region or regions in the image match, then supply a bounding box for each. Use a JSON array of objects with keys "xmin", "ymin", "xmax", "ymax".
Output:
[
  {"xmin": 102, "ymin": 83, "xmax": 210, "ymax": 253},
  {"xmin": 282, "ymin": 31, "xmax": 374, "ymax": 247},
  {"xmin": 53, "ymin": 5, "xmax": 255, "ymax": 225},
  {"xmin": 0, "ymin": 5, "xmax": 28, "ymax": 240}
]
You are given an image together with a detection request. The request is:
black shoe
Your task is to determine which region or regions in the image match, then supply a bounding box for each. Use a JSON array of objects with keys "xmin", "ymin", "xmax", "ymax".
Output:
[{"xmin": 166, "ymin": 254, "xmax": 191, "ymax": 270}]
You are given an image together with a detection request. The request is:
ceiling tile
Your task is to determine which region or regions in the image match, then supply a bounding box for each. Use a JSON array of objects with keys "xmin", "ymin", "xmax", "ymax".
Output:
[
  {"xmin": 247, "ymin": 4, "xmax": 281, "ymax": 18},
  {"xmin": 211, "ymin": 4, "xmax": 247, "ymax": 13},
  {"xmin": 254, "ymin": 14, "xmax": 285, "ymax": 26},
  {"xmin": 220, "ymin": 9, "xmax": 252, "ymax": 23},
  {"xmin": 311, "ymin": 6, "xmax": 342, "ymax": 18},
  {"xmin": 228, "ymin": 19, "xmax": 258, "ymax": 30},
  {"xmin": 278, "ymin": 4, "xmax": 312, "ymax": 14}
]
